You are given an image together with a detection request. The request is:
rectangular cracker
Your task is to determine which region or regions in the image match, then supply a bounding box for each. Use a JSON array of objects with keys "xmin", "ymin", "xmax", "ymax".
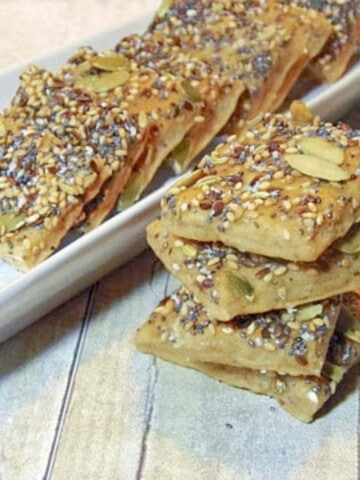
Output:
[
  {"xmin": 147, "ymin": 218, "xmax": 360, "ymax": 320},
  {"xmin": 135, "ymin": 292, "xmax": 360, "ymax": 422},
  {"xmin": 135, "ymin": 286, "xmax": 341, "ymax": 377},
  {"xmin": 58, "ymin": 45, "xmax": 216, "ymax": 229},
  {"xmin": 160, "ymin": 106, "xmax": 360, "ymax": 262},
  {"xmin": 151, "ymin": 0, "xmax": 331, "ymax": 173},
  {"xmin": 0, "ymin": 65, "xmax": 145, "ymax": 270},
  {"xmin": 284, "ymin": 0, "xmax": 360, "ymax": 82}
]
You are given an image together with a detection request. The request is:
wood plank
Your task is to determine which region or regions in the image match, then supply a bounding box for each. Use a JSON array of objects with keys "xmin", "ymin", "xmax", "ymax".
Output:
[
  {"xmin": 141, "ymin": 361, "xmax": 358, "ymax": 480},
  {"xmin": 0, "ymin": 290, "xmax": 90, "ymax": 480},
  {"xmin": 49, "ymin": 249, "xmax": 358, "ymax": 480},
  {"xmin": 50, "ymin": 250, "xmax": 170, "ymax": 479}
]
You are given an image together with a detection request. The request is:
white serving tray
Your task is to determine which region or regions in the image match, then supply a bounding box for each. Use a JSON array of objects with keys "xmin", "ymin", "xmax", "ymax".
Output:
[{"xmin": 0, "ymin": 16, "xmax": 359, "ymax": 342}]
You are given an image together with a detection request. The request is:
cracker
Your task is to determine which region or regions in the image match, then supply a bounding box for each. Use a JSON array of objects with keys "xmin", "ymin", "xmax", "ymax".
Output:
[
  {"xmin": 135, "ymin": 292, "xmax": 360, "ymax": 422},
  {"xmin": 147, "ymin": 218, "xmax": 360, "ymax": 320},
  {"xmin": 0, "ymin": 65, "xmax": 142, "ymax": 269},
  {"xmin": 135, "ymin": 286, "xmax": 341, "ymax": 376},
  {"xmin": 285, "ymin": 0, "xmax": 360, "ymax": 82},
  {"xmin": 160, "ymin": 108, "xmax": 360, "ymax": 262}
]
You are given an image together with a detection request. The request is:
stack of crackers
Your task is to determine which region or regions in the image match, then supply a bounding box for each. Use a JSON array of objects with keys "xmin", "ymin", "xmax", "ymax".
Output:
[
  {"xmin": 136, "ymin": 103, "xmax": 360, "ymax": 421},
  {"xmin": 0, "ymin": 0, "xmax": 359, "ymax": 270}
]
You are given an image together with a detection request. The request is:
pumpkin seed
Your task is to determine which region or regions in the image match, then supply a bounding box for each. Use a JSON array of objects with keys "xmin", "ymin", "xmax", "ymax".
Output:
[
  {"xmin": 75, "ymin": 70, "xmax": 130, "ymax": 93},
  {"xmin": 117, "ymin": 176, "xmax": 143, "ymax": 210},
  {"xmin": 211, "ymin": 156, "xmax": 229, "ymax": 165},
  {"xmin": 334, "ymin": 225, "xmax": 360, "ymax": 254},
  {"xmin": 157, "ymin": 0, "xmax": 172, "ymax": 17},
  {"xmin": 0, "ymin": 213, "xmax": 26, "ymax": 233},
  {"xmin": 182, "ymin": 244, "xmax": 198, "ymax": 257},
  {"xmin": 299, "ymin": 137, "xmax": 345, "ymax": 165},
  {"xmin": 170, "ymin": 169, "xmax": 203, "ymax": 190},
  {"xmin": 83, "ymin": 173, "xmax": 97, "ymax": 188},
  {"xmin": 323, "ymin": 362, "xmax": 346, "ymax": 383},
  {"xmin": 90, "ymin": 54, "xmax": 130, "ymax": 72},
  {"xmin": 138, "ymin": 111, "xmax": 148, "ymax": 129},
  {"xmin": 284, "ymin": 153, "xmax": 350, "ymax": 182},
  {"xmin": 212, "ymin": 2, "xmax": 224, "ymax": 11},
  {"xmin": 169, "ymin": 138, "xmax": 191, "ymax": 172},
  {"xmin": 180, "ymin": 80, "xmax": 202, "ymax": 103},
  {"xmin": 290, "ymin": 100, "xmax": 314, "ymax": 123},
  {"xmin": 72, "ymin": 61, "xmax": 92, "ymax": 79},
  {"xmin": 257, "ymin": 25, "xmax": 277, "ymax": 42},
  {"xmin": 343, "ymin": 328, "xmax": 360, "ymax": 343},
  {"xmin": 227, "ymin": 271, "xmax": 254, "ymax": 301},
  {"xmin": 59, "ymin": 182, "xmax": 78, "ymax": 196},
  {"xmin": 194, "ymin": 175, "xmax": 221, "ymax": 187},
  {"xmin": 295, "ymin": 303, "xmax": 323, "ymax": 322},
  {"xmin": 0, "ymin": 118, "xmax": 6, "ymax": 137}
]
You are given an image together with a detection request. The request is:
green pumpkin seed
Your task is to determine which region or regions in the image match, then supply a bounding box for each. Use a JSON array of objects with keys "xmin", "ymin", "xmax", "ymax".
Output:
[
  {"xmin": 75, "ymin": 70, "xmax": 130, "ymax": 93},
  {"xmin": 227, "ymin": 271, "xmax": 254, "ymax": 301},
  {"xmin": 182, "ymin": 244, "xmax": 198, "ymax": 257},
  {"xmin": 290, "ymin": 100, "xmax": 314, "ymax": 123},
  {"xmin": 169, "ymin": 138, "xmax": 191, "ymax": 172},
  {"xmin": 180, "ymin": 80, "xmax": 202, "ymax": 103},
  {"xmin": 117, "ymin": 174, "xmax": 144, "ymax": 211},
  {"xmin": 170, "ymin": 169, "xmax": 203, "ymax": 190},
  {"xmin": 299, "ymin": 137, "xmax": 345, "ymax": 165},
  {"xmin": 284, "ymin": 153, "xmax": 350, "ymax": 182},
  {"xmin": 72, "ymin": 61, "xmax": 92, "ymax": 79},
  {"xmin": 211, "ymin": 155, "xmax": 229, "ymax": 165},
  {"xmin": 90, "ymin": 54, "xmax": 130, "ymax": 71},
  {"xmin": 138, "ymin": 111, "xmax": 148, "ymax": 129},
  {"xmin": 295, "ymin": 303, "xmax": 323, "ymax": 322},
  {"xmin": 0, "ymin": 118, "xmax": 6, "ymax": 137},
  {"xmin": 0, "ymin": 213, "xmax": 26, "ymax": 233},
  {"xmin": 194, "ymin": 175, "xmax": 221, "ymax": 187},
  {"xmin": 157, "ymin": 0, "xmax": 172, "ymax": 17},
  {"xmin": 323, "ymin": 362, "xmax": 346, "ymax": 383},
  {"xmin": 335, "ymin": 224, "xmax": 360, "ymax": 254},
  {"xmin": 343, "ymin": 328, "xmax": 360, "ymax": 343}
]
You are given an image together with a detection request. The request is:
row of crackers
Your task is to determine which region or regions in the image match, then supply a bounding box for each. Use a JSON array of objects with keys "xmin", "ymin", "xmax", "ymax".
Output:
[{"xmin": 0, "ymin": 0, "xmax": 359, "ymax": 270}]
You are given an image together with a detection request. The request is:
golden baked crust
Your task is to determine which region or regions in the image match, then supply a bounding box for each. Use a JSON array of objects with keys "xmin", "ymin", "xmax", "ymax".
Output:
[
  {"xmin": 135, "ymin": 286, "xmax": 341, "ymax": 376},
  {"xmin": 60, "ymin": 44, "xmax": 235, "ymax": 227},
  {"xmin": 147, "ymin": 218, "xmax": 360, "ymax": 320},
  {"xmin": 0, "ymin": 33, "xmax": 244, "ymax": 268},
  {"xmin": 151, "ymin": 0, "xmax": 331, "ymax": 172},
  {"xmin": 135, "ymin": 291, "xmax": 360, "ymax": 422},
  {"xmin": 160, "ymin": 109, "xmax": 360, "ymax": 262},
  {"xmin": 283, "ymin": 0, "xmax": 360, "ymax": 82},
  {"xmin": 0, "ymin": 65, "xmax": 145, "ymax": 270}
]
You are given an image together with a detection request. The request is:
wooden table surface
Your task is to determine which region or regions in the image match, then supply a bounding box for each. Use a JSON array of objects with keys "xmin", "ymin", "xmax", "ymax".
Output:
[{"xmin": 0, "ymin": 2, "xmax": 359, "ymax": 479}]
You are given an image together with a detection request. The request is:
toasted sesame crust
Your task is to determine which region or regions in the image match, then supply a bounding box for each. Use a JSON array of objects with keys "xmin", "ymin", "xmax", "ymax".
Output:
[
  {"xmin": 147, "ymin": 218, "xmax": 360, "ymax": 319},
  {"xmin": 283, "ymin": 0, "xmax": 360, "ymax": 82},
  {"xmin": 136, "ymin": 286, "xmax": 341, "ymax": 376},
  {"xmin": 135, "ymin": 291, "xmax": 360, "ymax": 422},
  {"xmin": 160, "ymin": 110, "xmax": 360, "ymax": 262}
]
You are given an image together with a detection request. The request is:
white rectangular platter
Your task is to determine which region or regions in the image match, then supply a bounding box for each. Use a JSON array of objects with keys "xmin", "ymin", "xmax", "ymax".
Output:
[{"xmin": 0, "ymin": 15, "xmax": 359, "ymax": 342}]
